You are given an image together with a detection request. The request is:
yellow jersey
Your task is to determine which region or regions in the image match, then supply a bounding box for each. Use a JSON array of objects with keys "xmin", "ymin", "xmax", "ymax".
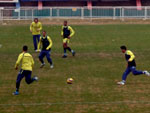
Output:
[
  {"xmin": 15, "ymin": 52, "xmax": 34, "ymax": 71},
  {"xmin": 30, "ymin": 22, "xmax": 42, "ymax": 35},
  {"xmin": 125, "ymin": 50, "xmax": 136, "ymax": 67}
]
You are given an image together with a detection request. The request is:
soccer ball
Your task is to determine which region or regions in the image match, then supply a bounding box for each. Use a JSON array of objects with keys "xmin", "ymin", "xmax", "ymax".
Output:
[{"xmin": 67, "ymin": 78, "xmax": 74, "ymax": 84}]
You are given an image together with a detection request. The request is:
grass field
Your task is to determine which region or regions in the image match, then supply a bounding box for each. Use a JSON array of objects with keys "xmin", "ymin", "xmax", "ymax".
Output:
[{"xmin": 1, "ymin": 24, "xmax": 150, "ymax": 113}]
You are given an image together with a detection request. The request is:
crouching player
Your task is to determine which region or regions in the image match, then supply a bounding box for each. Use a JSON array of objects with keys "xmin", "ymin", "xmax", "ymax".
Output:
[
  {"xmin": 117, "ymin": 45, "xmax": 150, "ymax": 85},
  {"xmin": 38, "ymin": 31, "xmax": 53, "ymax": 68},
  {"xmin": 13, "ymin": 45, "xmax": 38, "ymax": 95},
  {"xmin": 61, "ymin": 21, "xmax": 76, "ymax": 58}
]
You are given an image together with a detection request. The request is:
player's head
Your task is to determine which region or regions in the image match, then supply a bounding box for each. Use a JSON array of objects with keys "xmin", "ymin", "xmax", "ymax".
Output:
[
  {"xmin": 42, "ymin": 30, "xmax": 46, "ymax": 37},
  {"xmin": 120, "ymin": 45, "xmax": 127, "ymax": 53},
  {"xmin": 23, "ymin": 45, "xmax": 28, "ymax": 52},
  {"xmin": 64, "ymin": 21, "xmax": 68, "ymax": 26},
  {"xmin": 34, "ymin": 18, "xmax": 38, "ymax": 23}
]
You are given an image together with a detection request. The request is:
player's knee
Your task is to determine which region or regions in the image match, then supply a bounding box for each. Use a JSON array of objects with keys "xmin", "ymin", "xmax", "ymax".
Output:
[
  {"xmin": 26, "ymin": 80, "xmax": 31, "ymax": 84},
  {"xmin": 63, "ymin": 43, "xmax": 67, "ymax": 48},
  {"xmin": 132, "ymin": 71, "xmax": 138, "ymax": 75}
]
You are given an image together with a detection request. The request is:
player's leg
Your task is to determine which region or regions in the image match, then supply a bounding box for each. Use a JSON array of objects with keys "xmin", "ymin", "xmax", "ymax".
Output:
[
  {"xmin": 25, "ymin": 71, "xmax": 38, "ymax": 84},
  {"xmin": 13, "ymin": 70, "xmax": 25, "ymax": 95},
  {"xmin": 33, "ymin": 35, "xmax": 37, "ymax": 51},
  {"xmin": 62, "ymin": 38, "xmax": 68, "ymax": 58},
  {"xmin": 130, "ymin": 66, "xmax": 150, "ymax": 76},
  {"xmin": 66, "ymin": 39, "xmax": 75, "ymax": 56},
  {"xmin": 46, "ymin": 50, "xmax": 53, "ymax": 68},
  {"xmin": 39, "ymin": 51, "xmax": 46, "ymax": 68},
  {"xmin": 117, "ymin": 67, "xmax": 131, "ymax": 85},
  {"xmin": 37, "ymin": 34, "xmax": 40, "ymax": 42}
]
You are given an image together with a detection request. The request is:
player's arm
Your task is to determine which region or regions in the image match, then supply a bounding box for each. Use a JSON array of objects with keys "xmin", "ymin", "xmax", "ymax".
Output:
[
  {"xmin": 127, "ymin": 51, "xmax": 135, "ymax": 62},
  {"xmin": 37, "ymin": 37, "xmax": 42, "ymax": 51},
  {"xmin": 15, "ymin": 54, "xmax": 23, "ymax": 70},
  {"xmin": 61, "ymin": 26, "xmax": 64, "ymax": 37},
  {"xmin": 68, "ymin": 26, "xmax": 75, "ymax": 38},
  {"xmin": 46, "ymin": 36, "xmax": 53, "ymax": 50},
  {"xmin": 30, "ymin": 22, "xmax": 33, "ymax": 32}
]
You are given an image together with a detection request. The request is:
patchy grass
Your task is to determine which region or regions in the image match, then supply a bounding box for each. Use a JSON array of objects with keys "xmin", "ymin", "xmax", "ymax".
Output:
[{"xmin": 0, "ymin": 25, "xmax": 150, "ymax": 113}]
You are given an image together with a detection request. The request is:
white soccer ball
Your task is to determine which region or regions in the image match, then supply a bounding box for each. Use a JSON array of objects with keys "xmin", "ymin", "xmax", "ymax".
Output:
[{"xmin": 67, "ymin": 78, "xmax": 74, "ymax": 84}]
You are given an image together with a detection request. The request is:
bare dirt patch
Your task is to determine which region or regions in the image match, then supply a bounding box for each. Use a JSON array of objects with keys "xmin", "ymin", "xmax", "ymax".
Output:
[{"xmin": 1, "ymin": 18, "xmax": 150, "ymax": 26}]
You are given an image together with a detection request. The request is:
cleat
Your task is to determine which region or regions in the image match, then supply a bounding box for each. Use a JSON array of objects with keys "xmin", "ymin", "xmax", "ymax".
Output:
[
  {"xmin": 40, "ymin": 63, "xmax": 45, "ymax": 68},
  {"xmin": 12, "ymin": 91, "xmax": 19, "ymax": 95},
  {"xmin": 62, "ymin": 55, "xmax": 67, "ymax": 58},
  {"xmin": 72, "ymin": 51, "xmax": 76, "ymax": 56},
  {"xmin": 33, "ymin": 76, "xmax": 38, "ymax": 81},
  {"xmin": 143, "ymin": 71, "xmax": 150, "ymax": 76},
  {"xmin": 50, "ymin": 65, "xmax": 54, "ymax": 69},
  {"xmin": 117, "ymin": 81, "xmax": 125, "ymax": 85}
]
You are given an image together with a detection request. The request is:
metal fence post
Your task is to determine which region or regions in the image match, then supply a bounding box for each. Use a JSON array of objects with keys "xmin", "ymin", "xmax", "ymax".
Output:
[
  {"xmin": 121, "ymin": 7, "xmax": 124, "ymax": 21},
  {"xmin": 32, "ymin": 9, "xmax": 33, "ymax": 21},
  {"xmin": 25, "ymin": 9, "xmax": 27, "ymax": 19},
  {"xmin": 50, "ymin": 7, "xmax": 52, "ymax": 18},
  {"xmin": 81, "ymin": 7, "xmax": 84, "ymax": 19},
  {"xmin": 144, "ymin": 7, "xmax": 147, "ymax": 20},
  {"xmin": 90, "ymin": 8, "xmax": 92, "ymax": 18},
  {"xmin": 0, "ymin": 8, "xmax": 3, "ymax": 24},
  {"xmin": 113, "ymin": 7, "xmax": 116, "ymax": 20},
  {"xmin": 18, "ymin": 8, "xmax": 20, "ymax": 20},
  {"xmin": 57, "ymin": 8, "xmax": 59, "ymax": 18}
]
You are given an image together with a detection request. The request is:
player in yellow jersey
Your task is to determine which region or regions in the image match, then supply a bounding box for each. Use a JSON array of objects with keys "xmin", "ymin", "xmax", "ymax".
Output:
[
  {"xmin": 61, "ymin": 21, "xmax": 75, "ymax": 58},
  {"xmin": 117, "ymin": 45, "xmax": 150, "ymax": 85},
  {"xmin": 30, "ymin": 18, "xmax": 42, "ymax": 52},
  {"xmin": 13, "ymin": 46, "xmax": 38, "ymax": 95}
]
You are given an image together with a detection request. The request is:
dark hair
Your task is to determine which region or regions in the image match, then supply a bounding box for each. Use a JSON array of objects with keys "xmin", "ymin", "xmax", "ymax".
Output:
[
  {"xmin": 23, "ymin": 45, "xmax": 28, "ymax": 51},
  {"xmin": 64, "ymin": 20, "xmax": 67, "ymax": 23},
  {"xmin": 120, "ymin": 45, "xmax": 127, "ymax": 50},
  {"xmin": 34, "ymin": 18, "xmax": 38, "ymax": 21},
  {"xmin": 43, "ymin": 30, "xmax": 46, "ymax": 33}
]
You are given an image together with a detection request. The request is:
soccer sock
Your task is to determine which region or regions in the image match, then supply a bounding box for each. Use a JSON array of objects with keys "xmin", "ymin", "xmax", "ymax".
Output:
[
  {"xmin": 64, "ymin": 48, "xmax": 67, "ymax": 56},
  {"xmin": 71, "ymin": 50, "xmax": 74, "ymax": 53},
  {"xmin": 49, "ymin": 60, "xmax": 53, "ymax": 65},
  {"xmin": 122, "ymin": 80, "xmax": 125, "ymax": 83},
  {"xmin": 16, "ymin": 82, "xmax": 20, "ymax": 92},
  {"xmin": 67, "ymin": 47, "xmax": 72, "ymax": 52}
]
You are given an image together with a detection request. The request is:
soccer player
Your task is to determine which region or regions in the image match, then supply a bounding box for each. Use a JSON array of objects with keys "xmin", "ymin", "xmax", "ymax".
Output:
[
  {"xmin": 117, "ymin": 45, "xmax": 150, "ymax": 85},
  {"xmin": 38, "ymin": 31, "xmax": 53, "ymax": 68},
  {"xmin": 30, "ymin": 18, "xmax": 42, "ymax": 52},
  {"xmin": 13, "ymin": 45, "xmax": 38, "ymax": 95},
  {"xmin": 61, "ymin": 21, "xmax": 75, "ymax": 58}
]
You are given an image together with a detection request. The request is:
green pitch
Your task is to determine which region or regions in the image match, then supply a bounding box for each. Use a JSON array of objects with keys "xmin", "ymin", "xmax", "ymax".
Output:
[{"xmin": 0, "ymin": 24, "xmax": 150, "ymax": 113}]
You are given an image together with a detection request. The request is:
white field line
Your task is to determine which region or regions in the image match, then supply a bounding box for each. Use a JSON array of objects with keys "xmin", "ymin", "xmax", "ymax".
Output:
[
  {"xmin": 0, "ymin": 101, "xmax": 150, "ymax": 106},
  {"xmin": 0, "ymin": 44, "xmax": 2, "ymax": 48}
]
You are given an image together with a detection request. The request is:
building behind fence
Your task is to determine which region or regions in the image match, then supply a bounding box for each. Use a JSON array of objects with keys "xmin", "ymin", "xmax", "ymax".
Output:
[{"xmin": 0, "ymin": 6, "xmax": 150, "ymax": 20}]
